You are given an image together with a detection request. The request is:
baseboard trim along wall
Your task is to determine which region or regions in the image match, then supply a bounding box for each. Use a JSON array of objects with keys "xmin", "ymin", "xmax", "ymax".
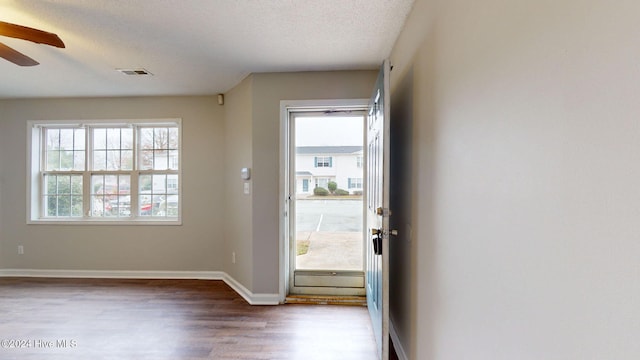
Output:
[
  {"xmin": 0, "ymin": 269, "xmax": 280, "ymax": 306},
  {"xmin": 390, "ymin": 319, "xmax": 409, "ymax": 360}
]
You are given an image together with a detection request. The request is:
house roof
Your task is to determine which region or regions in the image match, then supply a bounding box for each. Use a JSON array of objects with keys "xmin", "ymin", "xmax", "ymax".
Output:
[{"xmin": 296, "ymin": 146, "xmax": 363, "ymax": 155}]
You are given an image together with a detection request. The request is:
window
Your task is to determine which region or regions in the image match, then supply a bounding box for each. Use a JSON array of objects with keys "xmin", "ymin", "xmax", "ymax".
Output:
[
  {"xmin": 314, "ymin": 156, "xmax": 332, "ymax": 168},
  {"xmin": 315, "ymin": 177, "xmax": 333, "ymax": 189},
  {"xmin": 28, "ymin": 120, "xmax": 181, "ymax": 224},
  {"xmin": 356, "ymin": 156, "xmax": 363, "ymax": 168},
  {"xmin": 348, "ymin": 178, "xmax": 363, "ymax": 189}
]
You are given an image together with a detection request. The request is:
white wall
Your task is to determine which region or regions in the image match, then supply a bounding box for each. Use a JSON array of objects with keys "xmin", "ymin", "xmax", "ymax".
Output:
[
  {"xmin": 390, "ymin": 0, "xmax": 640, "ymax": 359},
  {"xmin": 0, "ymin": 96, "xmax": 225, "ymax": 272}
]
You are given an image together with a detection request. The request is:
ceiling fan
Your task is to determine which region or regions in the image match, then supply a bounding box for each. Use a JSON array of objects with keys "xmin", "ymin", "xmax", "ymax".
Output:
[{"xmin": 0, "ymin": 21, "xmax": 65, "ymax": 66}]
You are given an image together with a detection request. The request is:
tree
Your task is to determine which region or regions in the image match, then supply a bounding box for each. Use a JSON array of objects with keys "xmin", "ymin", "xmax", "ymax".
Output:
[{"xmin": 327, "ymin": 181, "xmax": 337, "ymax": 194}]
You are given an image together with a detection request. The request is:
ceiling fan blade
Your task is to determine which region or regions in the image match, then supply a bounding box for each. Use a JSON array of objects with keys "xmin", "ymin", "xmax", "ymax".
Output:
[
  {"xmin": 0, "ymin": 21, "xmax": 65, "ymax": 48},
  {"xmin": 0, "ymin": 42, "xmax": 39, "ymax": 66}
]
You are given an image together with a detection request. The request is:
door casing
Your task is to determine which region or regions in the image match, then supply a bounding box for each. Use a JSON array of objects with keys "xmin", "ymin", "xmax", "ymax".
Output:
[{"xmin": 279, "ymin": 99, "xmax": 369, "ymax": 300}]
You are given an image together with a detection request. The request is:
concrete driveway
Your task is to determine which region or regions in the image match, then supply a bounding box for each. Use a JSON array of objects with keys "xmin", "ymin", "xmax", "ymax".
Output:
[{"xmin": 295, "ymin": 199, "xmax": 364, "ymax": 271}]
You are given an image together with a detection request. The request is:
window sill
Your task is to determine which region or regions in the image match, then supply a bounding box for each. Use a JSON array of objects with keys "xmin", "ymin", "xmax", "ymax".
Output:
[{"xmin": 27, "ymin": 218, "xmax": 182, "ymax": 226}]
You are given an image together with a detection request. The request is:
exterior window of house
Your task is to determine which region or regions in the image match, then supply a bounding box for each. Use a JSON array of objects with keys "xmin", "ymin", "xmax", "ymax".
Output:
[
  {"xmin": 314, "ymin": 156, "xmax": 332, "ymax": 168},
  {"xmin": 357, "ymin": 156, "xmax": 363, "ymax": 168},
  {"xmin": 348, "ymin": 178, "xmax": 363, "ymax": 189},
  {"xmin": 315, "ymin": 177, "xmax": 332, "ymax": 189},
  {"xmin": 28, "ymin": 120, "xmax": 181, "ymax": 224}
]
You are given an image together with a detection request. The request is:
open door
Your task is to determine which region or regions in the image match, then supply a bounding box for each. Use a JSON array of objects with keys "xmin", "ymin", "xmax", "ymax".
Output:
[{"xmin": 366, "ymin": 60, "xmax": 390, "ymax": 359}]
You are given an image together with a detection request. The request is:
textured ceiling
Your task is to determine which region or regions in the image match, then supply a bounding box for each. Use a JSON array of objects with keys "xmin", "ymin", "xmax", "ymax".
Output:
[{"xmin": 0, "ymin": 0, "xmax": 414, "ymax": 99}]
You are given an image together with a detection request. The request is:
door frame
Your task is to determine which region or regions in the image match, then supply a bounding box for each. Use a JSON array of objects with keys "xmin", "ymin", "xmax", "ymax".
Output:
[{"xmin": 279, "ymin": 99, "xmax": 369, "ymax": 301}]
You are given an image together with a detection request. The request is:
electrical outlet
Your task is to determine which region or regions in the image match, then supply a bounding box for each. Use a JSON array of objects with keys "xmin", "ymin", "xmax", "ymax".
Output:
[
  {"xmin": 232, "ymin": 252, "xmax": 236, "ymax": 264},
  {"xmin": 18, "ymin": 245, "xmax": 24, "ymax": 255}
]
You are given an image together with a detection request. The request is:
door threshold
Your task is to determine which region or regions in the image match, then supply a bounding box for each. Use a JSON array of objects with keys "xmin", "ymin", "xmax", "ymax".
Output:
[{"xmin": 285, "ymin": 295, "xmax": 366, "ymax": 306}]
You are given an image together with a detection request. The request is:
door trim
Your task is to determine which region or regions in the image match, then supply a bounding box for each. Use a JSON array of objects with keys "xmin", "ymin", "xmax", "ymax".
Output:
[{"xmin": 279, "ymin": 99, "xmax": 369, "ymax": 302}]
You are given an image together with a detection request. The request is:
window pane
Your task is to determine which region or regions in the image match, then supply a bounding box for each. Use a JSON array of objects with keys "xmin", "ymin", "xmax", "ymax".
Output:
[
  {"xmin": 59, "ymin": 129, "xmax": 74, "ymax": 150},
  {"xmin": 93, "ymin": 150, "xmax": 106, "ymax": 170},
  {"xmin": 154, "ymin": 150, "xmax": 168, "ymax": 170},
  {"xmin": 139, "ymin": 174, "xmax": 152, "ymax": 192},
  {"xmin": 74, "ymin": 129, "xmax": 85, "ymax": 150},
  {"xmin": 46, "ymin": 196, "xmax": 57, "ymax": 217},
  {"xmin": 169, "ymin": 128, "xmax": 179, "ymax": 149},
  {"xmin": 154, "ymin": 128, "xmax": 168, "ymax": 150},
  {"xmin": 140, "ymin": 150, "xmax": 153, "ymax": 170},
  {"xmin": 46, "ymin": 151, "xmax": 60, "ymax": 170},
  {"xmin": 168, "ymin": 150, "xmax": 179, "ymax": 170},
  {"xmin": 167, "ymin": 174, "xmax": 178, "ymax": 193},
  {"xmin": 71, "ymin": 196, "xmax": 83, "ymax": 217},
  {"xmin": 121, "ymin": 150, "xmax": 133, "ymax": 170},
  {"xmin": 93, "ymin": 129, "xmax": 106, "ymax": 150},
  {"xmin": 46, "ymin": 129, "xmax": 60, "ymax": 151},
  {"xmin": 167, "ymin": 195, "xmax": 178, "ymax": 216},
  {"xmin": 121, "ymin": 128, "xmax": 133, "ymax": 149},
  {"xmin": 106, "ymin": 128, "xmax": 121, "ymax": 150},
  {"xmin": 140, "ymin": 128, "xmax": 154, "ymax": 150},
  {"xmin": 73, "ymin": 151, "xmax": 85, "ymax": 170},
  {"xmin": 106, "ymin": 150, "xmax": 121, "ymax": 170},
  {"xmin": 60, "ymin": 151, "xmax": 74, "ymax": 170}
]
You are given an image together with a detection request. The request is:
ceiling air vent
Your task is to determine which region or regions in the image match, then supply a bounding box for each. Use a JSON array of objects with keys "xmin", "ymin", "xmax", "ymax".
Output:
[{"xmin": 116, "ymin": 68, "xmax": 153, "ymax": 76}]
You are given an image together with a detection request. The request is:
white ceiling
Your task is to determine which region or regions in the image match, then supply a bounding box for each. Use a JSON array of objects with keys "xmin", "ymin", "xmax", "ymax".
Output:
[{"xmin": 0, "ymin": 0, "xmax": 414, "ymax": 99}]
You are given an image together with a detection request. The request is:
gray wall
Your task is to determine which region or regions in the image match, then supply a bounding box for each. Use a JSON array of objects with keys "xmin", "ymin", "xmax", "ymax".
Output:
[
  {"xmin": 223, "ymin": 76, "xmax": 254, "ymax": 289},
  {"xmin": 390, "ymin": 0, "xmax": 640, "ymax": 358},
  {"xmin": 222, "ymin": 70, "xmax": 380, "ymax": 294},
  {"xmin": 0, "ymin": 72, "xmax": 377, "ymax": 296},
  {"xmin": 0, "ymin": 96, "xmax": 225, "ymax": 271},
  {"xmin": 250, "ymin": 71, "xmax": 377, "ymax": 294}
]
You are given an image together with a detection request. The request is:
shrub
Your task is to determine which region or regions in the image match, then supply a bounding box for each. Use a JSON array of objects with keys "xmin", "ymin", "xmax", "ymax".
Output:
[
  {"xmin": 327, "ymin": 181, "xmax": 337, "ymax": 193},
  {"xmin": 313, "ymin": 187, "xmax": 329, "ymax": 196},
  {"xmin": 335, "ymin": 189, "xmax": 349, "ymax": 196}
]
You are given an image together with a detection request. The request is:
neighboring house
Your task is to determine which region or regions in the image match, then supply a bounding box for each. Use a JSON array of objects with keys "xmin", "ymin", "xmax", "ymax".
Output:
[{"xmin": 296, "ymin": 146, "xmax": 363, "ymax": 195}]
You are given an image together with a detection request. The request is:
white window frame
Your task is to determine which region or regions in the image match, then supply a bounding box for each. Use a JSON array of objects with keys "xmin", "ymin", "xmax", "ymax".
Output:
[
  {"xmin": 27, "ymin": 119, "xmax": 182, "ymax": 225},
  {"xmin": 314, "ymin": 156, "xmax": 332, "ymax": 168}
]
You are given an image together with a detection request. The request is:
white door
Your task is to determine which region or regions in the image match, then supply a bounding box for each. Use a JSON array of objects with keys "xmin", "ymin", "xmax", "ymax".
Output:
[{"xmin": 366, "ymin": 60, "xmax": 390, "ymax": 359}]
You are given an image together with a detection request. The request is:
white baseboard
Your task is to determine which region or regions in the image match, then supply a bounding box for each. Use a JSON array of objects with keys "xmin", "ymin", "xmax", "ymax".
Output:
[
  {"xmin": 0, "ymin": 269, "xmax": 280, "ymax": 306},
  {"xmin": 390, "ymin": 319, "xmax": 409, "ymax": 360},
  {"xmin": 222, "ymin": 273, "xmax": 280, "ymax": 305}
]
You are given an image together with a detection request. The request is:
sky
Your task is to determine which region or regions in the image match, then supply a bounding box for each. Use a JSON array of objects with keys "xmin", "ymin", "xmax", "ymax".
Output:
[{"xmin": 295, "ymin": 116, "xmax": 364, "ymax": 147}]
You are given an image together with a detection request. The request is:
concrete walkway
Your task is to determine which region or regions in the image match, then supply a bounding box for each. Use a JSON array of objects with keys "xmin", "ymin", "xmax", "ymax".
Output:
[{"xmin": 296, "ymin": 231, "xmax": 363, "ymax": 271}]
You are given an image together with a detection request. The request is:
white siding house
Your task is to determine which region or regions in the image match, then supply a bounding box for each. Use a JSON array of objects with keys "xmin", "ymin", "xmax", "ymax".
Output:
[{"xmin": 295, "ymin": 146, "xmax": 363, "ymax": 195}]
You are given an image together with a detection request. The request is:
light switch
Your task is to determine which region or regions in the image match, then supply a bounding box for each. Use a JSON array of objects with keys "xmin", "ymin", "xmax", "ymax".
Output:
[{"xmin": 244, "ymin": 182, "xmax": 250, "ymax": 195}]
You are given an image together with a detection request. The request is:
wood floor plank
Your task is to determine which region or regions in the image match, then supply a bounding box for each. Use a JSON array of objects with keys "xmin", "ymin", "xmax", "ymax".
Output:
[{"xmin": 0, "ymin": 278, "xmax": 378, "ymax": 360}]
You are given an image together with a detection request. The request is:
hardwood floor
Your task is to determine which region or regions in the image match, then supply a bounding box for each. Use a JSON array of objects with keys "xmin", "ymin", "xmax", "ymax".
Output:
[{"xmin": 0, "ymin": 278, "xmax": 378, "ymax": 360}]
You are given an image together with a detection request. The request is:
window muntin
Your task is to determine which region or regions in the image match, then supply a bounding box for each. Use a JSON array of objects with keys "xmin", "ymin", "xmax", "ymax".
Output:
[{"xmin": 31, "ymin": 121, "xmax": 180, "ymax": 224}]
